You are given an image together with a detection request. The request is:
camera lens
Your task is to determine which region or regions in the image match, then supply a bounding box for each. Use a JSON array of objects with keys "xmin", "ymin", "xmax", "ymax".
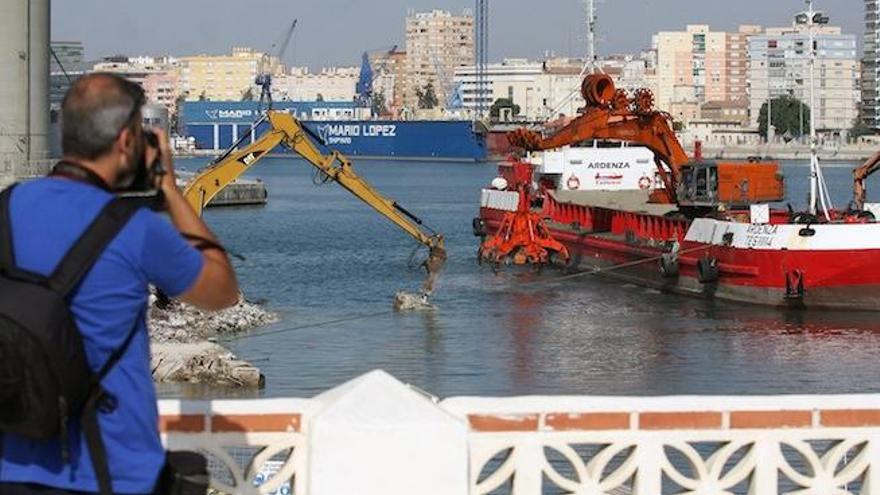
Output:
[{"xmin": 144, "ymin": 130, "xmax": 159, "ymax": 148}]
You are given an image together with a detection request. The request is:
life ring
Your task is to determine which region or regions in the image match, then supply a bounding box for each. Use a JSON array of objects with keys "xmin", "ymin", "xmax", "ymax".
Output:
[
  {"xmin": 566, "ymin": 175, "xmax": 581, "ymax": 190},
  {"xmin": 638, "ymin": 176, "xmax": 652, "ymax": 190}
]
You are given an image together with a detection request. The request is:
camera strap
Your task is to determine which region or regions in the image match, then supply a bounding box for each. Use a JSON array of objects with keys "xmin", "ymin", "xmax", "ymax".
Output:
[{"xmin": 49, "ymin": 161, "xmax": 113, "ymax": 192}]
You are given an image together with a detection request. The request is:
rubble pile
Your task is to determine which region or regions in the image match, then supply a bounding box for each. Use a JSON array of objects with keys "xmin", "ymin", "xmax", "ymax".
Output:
[
  {"xmin": 148, "ymin": 294, "xmax": 277, "ymax": 388},
  {"xmin": 151, "ymin": 342, "xmax": 264, "ymax": 388},
  {"xmin": 393, "ymin": 291, "xmax": 436, "ymax": 311},
  {"xmin": 148, "ymin": 294, "xmax": 277, "ymax": 343}
]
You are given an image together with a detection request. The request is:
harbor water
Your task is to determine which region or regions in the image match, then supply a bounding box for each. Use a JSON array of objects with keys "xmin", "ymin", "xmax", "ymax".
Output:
[{"xmin": 167, "ymin": 157, "xmax": 880, "ymax": 399}]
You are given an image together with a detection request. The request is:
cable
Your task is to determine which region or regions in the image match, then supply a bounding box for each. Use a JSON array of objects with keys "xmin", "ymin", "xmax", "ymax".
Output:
[
  {"xmin": 542, "ymin": 244, "xmax": 712, "ymax": 284},
  {"xmin": 219, "ymin": 310, "xmax": 393, "ymax": 342},
  {"xmin": 219, "ymin": 244, "xmax": 714, "ymax": 342},
  {"xmin": 406, "ymin": 243, "xmax": 429, "ymax": 271},
  {"xmin": 50, "ymin": 47, "xmax": 72, "ymax": 84}
]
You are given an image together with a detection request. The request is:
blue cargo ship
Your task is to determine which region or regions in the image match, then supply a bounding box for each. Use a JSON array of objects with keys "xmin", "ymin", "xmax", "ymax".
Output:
[{"xmin": 181, "ymin": 101, "xmax": 487, "ymax": 161}]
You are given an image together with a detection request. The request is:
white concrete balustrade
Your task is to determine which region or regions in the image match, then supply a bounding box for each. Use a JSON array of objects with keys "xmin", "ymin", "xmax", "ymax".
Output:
[{"xmin": 159, "ymin": 371, "xmax": 880, "ymax": 494}]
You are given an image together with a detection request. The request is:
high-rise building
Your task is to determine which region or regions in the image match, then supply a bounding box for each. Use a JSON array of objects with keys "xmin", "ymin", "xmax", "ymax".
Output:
[
  {"xmin": 653, "ymin": 25, "xmax": 768, "ymax": 124},
  {"xmin": 404, "ymin": 9, "xmax": 474, "ymax": 111},
  {"xmin": 748, "ymin": 25, "xmax": 859, "ymax": 135},
  {"xmin": 727, "ymin": 26, "xmax": 762, "ymax": 104},
  {"xmin": 863, "ymin": 0, "xmax": 880, "ymax": 129},
  {"xmin": 654, "ymin": 25, "xmax": 730, "ymax": 121}
]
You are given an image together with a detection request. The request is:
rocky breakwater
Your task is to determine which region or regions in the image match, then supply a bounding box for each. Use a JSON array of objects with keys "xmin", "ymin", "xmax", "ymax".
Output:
[{"xmin": 148, "ymin": 293, "xmax": 277, "ymax": 388}]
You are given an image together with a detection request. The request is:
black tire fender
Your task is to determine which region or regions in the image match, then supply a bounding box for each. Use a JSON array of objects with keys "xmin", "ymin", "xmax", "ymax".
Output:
[
  {"xmin": 659, "ymin": 253, "xmax": 679, "ymax": 278},
  {"xmin": 697, "ymin": 256, "xmax": 719, "ymax": 284}
]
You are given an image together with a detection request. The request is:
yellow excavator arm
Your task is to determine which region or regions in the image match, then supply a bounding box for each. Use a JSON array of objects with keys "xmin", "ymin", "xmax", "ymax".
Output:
[{"xmin": 183, "ymin": 111, "xmax": 447, "ymax": 296}]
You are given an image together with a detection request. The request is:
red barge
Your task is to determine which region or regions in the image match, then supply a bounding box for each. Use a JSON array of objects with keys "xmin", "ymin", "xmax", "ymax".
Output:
[{"xmin": 475, "ymin": 73, "xmax": 880, "ymax": 311}]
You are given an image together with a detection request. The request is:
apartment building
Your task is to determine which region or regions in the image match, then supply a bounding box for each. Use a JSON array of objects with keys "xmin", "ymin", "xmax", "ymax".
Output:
[
  {"xmin": 180, "ymin": 47, "xmax": 279, "ymax": 102},
  {"xmin": 276, "ymin": 67, "xmax": 360, "ymax": 102},
  {"xmin": 864, "ymin": 0, "xmax": 880, "ymax": 129},
  {"xmin": 654, "ymin": 25, "xmax": 729, "ymax": 120},
  {"xmin": 91, "ymin": 56, "xmax": 182, "ymax": 115},
  {"xmin": 404, "ymin": 10, "xmax": 474, "ymax": 110},
  {"xmin": 653, "ymin": 25, "xmax": 774, "ymax": 124},
  {"xmin": 748, "ymin": 25, "xmax": 859, "ymax": 134}
]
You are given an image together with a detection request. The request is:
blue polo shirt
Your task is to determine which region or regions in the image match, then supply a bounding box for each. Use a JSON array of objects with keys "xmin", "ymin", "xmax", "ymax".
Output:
[{"xmin": 0, "ymin": 177, "xmax": 204, "ymax": 493}]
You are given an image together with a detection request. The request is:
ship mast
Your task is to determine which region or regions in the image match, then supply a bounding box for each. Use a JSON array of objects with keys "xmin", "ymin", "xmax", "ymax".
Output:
[
  {"xmin": 802, "ymin": 0, "xmax": 832, "ymax": 219},
  {"xmin": 586, "ymin": 0, "xmax": 598, "ymax": 73},
  {"xmin": 542, "ymin": 0, "xmax": 600, "ymax": 119}
]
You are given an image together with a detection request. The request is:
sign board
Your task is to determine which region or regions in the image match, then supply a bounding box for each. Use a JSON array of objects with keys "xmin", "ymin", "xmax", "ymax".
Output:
[{"xmin": 750, "ymin": 204, "xmax": 770, "ymax": 224}]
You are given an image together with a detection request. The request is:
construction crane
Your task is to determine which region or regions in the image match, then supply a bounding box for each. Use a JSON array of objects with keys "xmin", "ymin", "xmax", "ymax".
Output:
[
  {"xmin": 182, "ymin": 111, "xmax": 447, "ymax": 298},
  {"xmin": 356, "ymin": 45, "xmax": 398, "ymax": 111},
  {"xmin": 255, "ymin": 19, "xmax": 298, "ymax": 109}
]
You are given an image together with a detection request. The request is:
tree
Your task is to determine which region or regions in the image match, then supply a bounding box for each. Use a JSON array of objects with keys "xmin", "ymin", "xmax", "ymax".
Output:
[
  {"xmin": 489, "ymin": 98, "xmax": 521, "ymax": 121},
  {"xmin": 170, "ymin": 93, "xmax": 189, "ymax": 134},
  {"xmin": 371, "ymin": 90, "xmax": 388, "ymax": 117},
  {"xmin": 758, "ymin": 95, "xmax": 810, "ymax": 140},
  {"xmin": 241, "ymin": 87, "xmax": 254, "ymax": 102},
  {"xmin": 198, "ymin": 91, "xmax": 207, "ymax": 102},
  {"xmin": 316, "ymin": 93, "xmax": 325, "ymax": 102},
  {"xmin": 416, "ymin": 82, "xmax": 439, "ymax": 109},
  {"xmin": 850, "ymin": 118, "xmax": 875, "ymax": 140}
]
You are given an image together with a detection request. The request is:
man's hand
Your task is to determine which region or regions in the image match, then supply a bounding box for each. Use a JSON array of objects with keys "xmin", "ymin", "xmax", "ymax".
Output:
[{"xmin": 147, "ymin": 128, "xmax": 178, "ymax": 195}]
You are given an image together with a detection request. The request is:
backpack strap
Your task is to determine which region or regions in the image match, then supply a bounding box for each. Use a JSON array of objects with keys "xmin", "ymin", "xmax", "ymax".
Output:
[
  {"xmin": 81, "ymin": 307, "xmax": 145, "ymax": 495},
  {"xmin": 0, "ymin": 184, "xmax": 19, "ymax": 273},
  {"xmin": 45, "ymin": 197, "xmax": 142, "ymax": 495},
  {"xmin": 47, "ymin": 197, "xmax": 143, "ymax": 297}
]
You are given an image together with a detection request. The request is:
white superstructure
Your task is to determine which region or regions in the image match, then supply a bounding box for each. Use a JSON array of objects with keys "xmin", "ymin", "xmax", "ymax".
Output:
[{"xmin": 529, "ymin": 142, "xmax": 666, "ymax": 192}]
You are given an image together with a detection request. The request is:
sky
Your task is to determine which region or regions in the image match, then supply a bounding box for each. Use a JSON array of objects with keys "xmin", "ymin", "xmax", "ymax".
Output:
[{"xmin": 51, "ymin": 0, "xmax": 864, "ymax": 68}]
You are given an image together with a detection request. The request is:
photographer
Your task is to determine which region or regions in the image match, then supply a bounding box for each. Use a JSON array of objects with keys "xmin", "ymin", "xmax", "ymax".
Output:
[{"xmin": 0, "ymin": 73, "xmax": 239, "ymax": 494}]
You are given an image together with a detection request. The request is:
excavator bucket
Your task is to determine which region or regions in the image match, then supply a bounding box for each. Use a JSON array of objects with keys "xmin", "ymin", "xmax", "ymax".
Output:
[
  {"xmin": 421, "ymin": 243, "xmax": 447, "ymax": 296},
  {"xmin": 479, "ymin": 162, "xmax": 570, "ymax": 271}
]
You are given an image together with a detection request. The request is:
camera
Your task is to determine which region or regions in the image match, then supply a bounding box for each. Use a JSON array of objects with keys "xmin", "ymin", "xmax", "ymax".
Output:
[{"xmin": 119, "ymin": 129, "xmax": 165, "ymax": 193}]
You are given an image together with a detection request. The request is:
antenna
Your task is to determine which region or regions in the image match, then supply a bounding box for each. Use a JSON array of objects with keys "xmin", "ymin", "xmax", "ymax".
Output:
[
  {"xmin": 475, "ymin": 0, "xmax": 489, "ymax": 119},
  {"xmin": 585, "ymin": 0, "xmax": 598, "ymax": 72}
]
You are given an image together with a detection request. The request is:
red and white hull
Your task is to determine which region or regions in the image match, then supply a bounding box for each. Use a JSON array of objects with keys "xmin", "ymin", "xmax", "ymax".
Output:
[{"xmin": 479, "ymin": 193, "xmax": 880, "ymax": 311}]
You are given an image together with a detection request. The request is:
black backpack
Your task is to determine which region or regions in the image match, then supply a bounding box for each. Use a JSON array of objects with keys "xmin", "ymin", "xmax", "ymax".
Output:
[{"xmin": 0, "ymin": 184, "xmax": 143, "ymax": 495}]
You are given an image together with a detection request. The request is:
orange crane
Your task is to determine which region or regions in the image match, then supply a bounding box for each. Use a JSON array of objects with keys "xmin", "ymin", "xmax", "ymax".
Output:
[
  {"xmin": 480, "ymin": 74, "xmax": 785, "ymax": 268},
  {"xmin": 854, "ymin": 151, "xmax": 880, "ymax": 212},
  {"xmin": 508, "ymin": 74, "xmax": 784, "ymax": 209}
]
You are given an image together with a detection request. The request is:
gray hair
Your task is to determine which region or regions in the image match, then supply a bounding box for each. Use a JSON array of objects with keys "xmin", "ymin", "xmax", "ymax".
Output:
[{"xmin": 60, "ymin": 73, "xmax": 145, "ymax": 160}]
